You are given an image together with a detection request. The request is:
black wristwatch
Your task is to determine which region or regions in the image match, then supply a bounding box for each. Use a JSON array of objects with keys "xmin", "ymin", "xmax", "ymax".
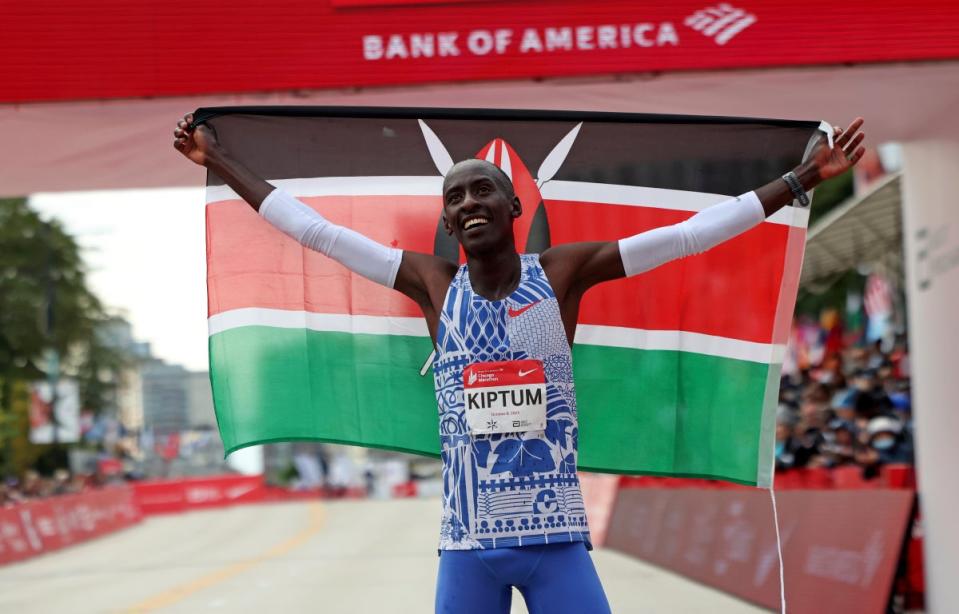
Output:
[{"xmin": 782, "ymin": 171, "xmax": 810, "ymax": 207}]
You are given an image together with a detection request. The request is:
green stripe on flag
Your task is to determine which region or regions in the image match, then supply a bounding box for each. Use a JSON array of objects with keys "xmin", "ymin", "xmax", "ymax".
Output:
[
  {"xmin": 210, "ymin": 326, "xmax": 775, "ymax": 486},
  {"xmin": 209, "ymin": 326, "xmax": 438, "ymax": 458},
  {"xmin": 572, "ymin": 345, "xmax": 774, "ymax": 485}
]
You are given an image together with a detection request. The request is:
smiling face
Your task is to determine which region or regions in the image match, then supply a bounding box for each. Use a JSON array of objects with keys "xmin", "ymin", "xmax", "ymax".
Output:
[{"xmin": 442, "ymin": 159, "xmax": 522, "ymax": 256}]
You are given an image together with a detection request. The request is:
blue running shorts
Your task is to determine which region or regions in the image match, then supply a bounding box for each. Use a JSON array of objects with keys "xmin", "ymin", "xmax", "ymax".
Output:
[{"xmin": 435, "ymin": 542, "xmax": 611, "ymax": 614}]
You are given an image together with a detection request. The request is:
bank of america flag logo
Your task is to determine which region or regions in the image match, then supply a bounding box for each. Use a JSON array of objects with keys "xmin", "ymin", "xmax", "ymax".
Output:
[{"xmin": 685, "ymin": 4, "xmax": 757, "ymax": 45}]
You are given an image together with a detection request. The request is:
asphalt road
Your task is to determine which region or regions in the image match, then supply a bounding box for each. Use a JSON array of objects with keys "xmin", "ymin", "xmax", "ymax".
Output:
[{"xmin": 0, "ymin": 498, "xmax": 766, "ymax": 613}]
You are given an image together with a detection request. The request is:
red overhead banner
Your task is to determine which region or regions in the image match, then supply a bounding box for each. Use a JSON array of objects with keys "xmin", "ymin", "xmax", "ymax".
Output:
[{"xmin": 3, "ymin": 1, "xmax": 959, "ymax": 103}]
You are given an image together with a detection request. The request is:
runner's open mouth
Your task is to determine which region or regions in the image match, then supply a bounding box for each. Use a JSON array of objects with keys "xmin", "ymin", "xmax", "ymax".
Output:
[{"xmin": 463, "ymin": 216, "xmax": 490, "ymax": 231}]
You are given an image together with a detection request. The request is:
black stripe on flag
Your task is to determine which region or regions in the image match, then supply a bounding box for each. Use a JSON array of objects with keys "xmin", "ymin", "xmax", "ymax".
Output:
[{"xmin": 196, "ymin": 106, "xmax": 819, "ymax": 196}]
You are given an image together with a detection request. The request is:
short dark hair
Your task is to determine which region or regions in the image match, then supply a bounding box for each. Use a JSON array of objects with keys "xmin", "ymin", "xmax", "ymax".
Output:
[{"xmin": 442, "ymin": 159, "xmax": 516, "ymax": 200}]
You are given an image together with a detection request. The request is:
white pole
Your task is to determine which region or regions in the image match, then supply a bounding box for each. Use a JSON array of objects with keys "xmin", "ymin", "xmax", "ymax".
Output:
[{"xmin": 900, "ymin": 139, "xmax": 959, "ymax": 614}]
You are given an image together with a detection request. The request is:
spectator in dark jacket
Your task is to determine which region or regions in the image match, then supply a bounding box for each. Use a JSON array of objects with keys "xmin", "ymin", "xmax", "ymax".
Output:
[{"xmin": 857, "ymin": 416, "xmax": 914, "ymax": 466}]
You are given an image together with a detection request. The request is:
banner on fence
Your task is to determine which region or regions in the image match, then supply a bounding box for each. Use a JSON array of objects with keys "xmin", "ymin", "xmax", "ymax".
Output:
[
  {"xmin": 605, "ymin": 488, "xmax": 914, "ymax": 613},
  {"xmin": 0, "ymin": 487, "xmax": 141, "ymax": 567}
]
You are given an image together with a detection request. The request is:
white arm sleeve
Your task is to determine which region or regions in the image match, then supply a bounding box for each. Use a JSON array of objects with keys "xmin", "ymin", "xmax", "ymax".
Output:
[
  {"xmin": 259, "ymin": 188, "xmax": 403, "ymax": 288},
  {"xmin": 618, "ymin": 191, "xmax": 765, "ymax": 277}
]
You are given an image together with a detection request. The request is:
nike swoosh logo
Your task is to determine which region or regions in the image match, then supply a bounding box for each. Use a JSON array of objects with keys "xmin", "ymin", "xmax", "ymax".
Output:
[
  {"xmin": 518, "ymin": 369, "xmax": 538, "ymax": 377},
  {"xmin": 508, "ymin": 300, "xmax": 541, "ymax": 317}
]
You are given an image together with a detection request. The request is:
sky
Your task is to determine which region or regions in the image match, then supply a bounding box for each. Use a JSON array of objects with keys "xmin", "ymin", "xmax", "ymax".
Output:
[{"xmin": 29, "ymin": 188, "xmax": 210, "ymax": 372}]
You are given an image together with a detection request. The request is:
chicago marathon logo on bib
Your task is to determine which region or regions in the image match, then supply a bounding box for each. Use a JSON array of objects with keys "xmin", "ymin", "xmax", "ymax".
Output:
[{"xmin": 463, "ymin": 359, "xmax": 547, "ymax": 435}]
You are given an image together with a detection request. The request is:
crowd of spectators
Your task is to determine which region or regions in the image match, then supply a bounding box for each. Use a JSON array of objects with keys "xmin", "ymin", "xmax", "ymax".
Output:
[
  {"xmin": 776, "ymin": 334, "xmax": 913, "ymax": 476},
  {"xmin": 0, "ymin": 469, "xmax": 93, "ymax": 507},
  {"xmin": 1, "ymin": 453, "xmax": 130, "ymax": 508}
]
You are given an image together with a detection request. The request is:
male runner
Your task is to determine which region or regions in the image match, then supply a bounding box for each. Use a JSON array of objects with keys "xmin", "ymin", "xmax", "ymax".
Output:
[{"xmin": 175, "ymin": 113, "xmax": 864, "ymax": 613}]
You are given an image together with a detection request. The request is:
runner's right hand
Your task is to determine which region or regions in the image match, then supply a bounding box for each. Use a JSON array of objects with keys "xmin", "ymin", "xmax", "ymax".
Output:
[{"xmin": 173, "ymin": 112, "xmax": 219, "ymax": 166}]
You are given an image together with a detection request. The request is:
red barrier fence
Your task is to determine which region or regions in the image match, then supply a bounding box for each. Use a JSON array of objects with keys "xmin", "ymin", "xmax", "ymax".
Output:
[
  {"xmin": 606, "ymin": 488, "xmax": 914, "ymax": 614},
  {"xmin": 606, "ymin": 465, "xmax": 922, "ymax": 613},
  {"xmin": 1, "ymin": 465, "xmax": 925, "ymax": 610},
  {"xmin": 579, "ymin": 473, "xmax": 620, "ymax": 547},
  {"xmin": 0, "ymin": 486, "xmax": 142, "ymax": 567},
  {"xmin": 619, "ymin": 464, "xmax": 917, "ymax": 491},
  {"xmin": 0, "ymin": 474, "xmax": 338, "ymax": 566},
  {"xmin": 130, "ymin": 474, "xmax": 269, "ymax": 515}
]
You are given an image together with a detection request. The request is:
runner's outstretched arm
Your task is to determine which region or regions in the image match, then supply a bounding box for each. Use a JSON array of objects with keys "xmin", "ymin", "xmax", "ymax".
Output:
[
  {"xmin": 172, "ymin": 113, "xmax": 455, "ymax": 324},
  {"xmin": 542, "ymin": 118, "xmax": 865, "ymax": 300}
]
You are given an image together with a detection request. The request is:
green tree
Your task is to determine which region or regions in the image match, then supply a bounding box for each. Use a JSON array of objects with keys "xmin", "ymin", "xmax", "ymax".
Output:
[
  {"xmin": 0, "ymin": 198, "xmax": 129, "ymax": 476},
  {"xmin": 793, "ymin": 170, "xmax": 864, "ymax": 318},
  {"xmin": 0, "ymin": 379, "xmax": 47, "ymax": 475},
  {"xmin": 808, "ymin": 168, "xmax": 854, "ymax": 226}
]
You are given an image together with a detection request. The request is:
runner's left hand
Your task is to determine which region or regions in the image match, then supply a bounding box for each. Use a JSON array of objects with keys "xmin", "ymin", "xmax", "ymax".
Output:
[{"xmin": 811, "ymin": 117, "xmax": 865, "ymax": 181}]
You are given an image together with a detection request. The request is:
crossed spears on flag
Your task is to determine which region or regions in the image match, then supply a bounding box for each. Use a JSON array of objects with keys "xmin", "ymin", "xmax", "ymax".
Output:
[{"xmin": 416, "ymin": 119, "xmax": 583, "ymax": 376}]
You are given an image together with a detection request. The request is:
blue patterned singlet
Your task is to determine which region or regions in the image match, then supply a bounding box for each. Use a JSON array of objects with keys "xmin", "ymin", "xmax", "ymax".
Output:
[{"xmin": 433, "ymin": 254, "xmax": 591, "ymax": 550}]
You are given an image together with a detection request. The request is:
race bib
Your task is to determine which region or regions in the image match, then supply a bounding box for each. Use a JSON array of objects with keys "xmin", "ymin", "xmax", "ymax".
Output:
[{"xmin": 463, "ymin": 359, "xmax": 547, "ymax": 435}]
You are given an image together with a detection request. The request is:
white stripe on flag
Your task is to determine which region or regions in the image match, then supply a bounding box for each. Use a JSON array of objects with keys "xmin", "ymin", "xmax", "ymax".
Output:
[
  {"xmin": 205, "ymin": 176, "xmax": 443, "ymax": 203},
  {"xmin": 574, "ymin": 324, "xmax": 787, "ymax": 365},
  {"xmin": 208, "ymin": 308, "xmax": 786, "ymax": 364},
  {"xmin": 208, "ymin": 308, "xmax": 429, "ymax": 337},
  {"xmin": 541, "ymin": 180, "xmax": 807, "ymax": 227},
  {"xmin": 205, "ymin": 177, "xmax": 808, "ymax": 229}
]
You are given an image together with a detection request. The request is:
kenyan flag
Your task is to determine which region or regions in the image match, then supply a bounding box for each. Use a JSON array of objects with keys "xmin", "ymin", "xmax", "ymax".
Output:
[{"xmin": 200, "ymin": 107, "xmax": 820, "ymax": 487}]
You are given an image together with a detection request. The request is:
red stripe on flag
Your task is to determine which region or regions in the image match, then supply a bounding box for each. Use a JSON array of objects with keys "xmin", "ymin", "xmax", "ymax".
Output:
[
  {"xmin": 546, "ymin": 199, "xmax": 796, "ymax": 343},
  {"xmin": 207, "ymin": 195, "xmax": 801, "ymax": 343},
  {"xmin": 207, "ymin": 196, "xmax": 439, "ymax": 319}
]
